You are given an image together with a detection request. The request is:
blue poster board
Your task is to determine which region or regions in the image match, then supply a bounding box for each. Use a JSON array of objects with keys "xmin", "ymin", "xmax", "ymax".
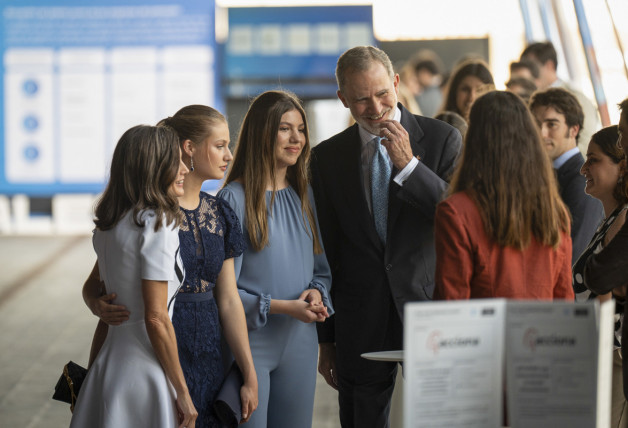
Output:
[
  {"xmin": 0, "ymin": 0, "xmax": 217, "ymax": 195},
  {"xmin": 224, "ymin": 6, "xmax": 374, "ymax": 98}
]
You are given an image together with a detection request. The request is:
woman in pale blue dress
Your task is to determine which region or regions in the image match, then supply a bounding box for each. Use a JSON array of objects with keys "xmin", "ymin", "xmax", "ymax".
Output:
[
  {"xmin": 218, "ymin": 90, "xmax": 334, "ymax": 428},
  {"xmin": 70, "ymin": 125, "xmax": 197, "ymax": 427}
]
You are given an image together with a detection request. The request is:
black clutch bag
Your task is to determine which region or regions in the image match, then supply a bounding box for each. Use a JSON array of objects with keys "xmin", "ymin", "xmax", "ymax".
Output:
[
  {"xmin": 52, "ymin": 361, "xmax": 88, "ymax": 412},
  {"xmin": 213, "ymin": 361, "xmax": 243, "ymax": 428}
]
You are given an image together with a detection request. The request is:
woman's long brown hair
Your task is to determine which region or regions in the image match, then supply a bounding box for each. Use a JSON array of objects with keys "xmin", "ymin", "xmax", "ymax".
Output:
[
  {"xmin": 442, "ymin": 59, "xmax": 494, "ymax": 117},
  {"xmin": 224, "ymin": 90, "xmax": 322, "ymax": 253},
  {"xmin": 449, "ymin": 91, "xmax": 570, "ymax": 249}
]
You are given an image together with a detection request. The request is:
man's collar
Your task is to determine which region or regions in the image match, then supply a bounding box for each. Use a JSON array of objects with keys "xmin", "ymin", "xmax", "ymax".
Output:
[{"xmin": 553, "ymin": 146, "xmax": 580, "ymax": 169}]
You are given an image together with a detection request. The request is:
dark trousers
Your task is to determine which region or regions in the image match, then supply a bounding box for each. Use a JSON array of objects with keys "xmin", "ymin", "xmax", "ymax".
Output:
[{"xmin": 336, "ymin": 300, "xmax": 403, "ymax": 428}]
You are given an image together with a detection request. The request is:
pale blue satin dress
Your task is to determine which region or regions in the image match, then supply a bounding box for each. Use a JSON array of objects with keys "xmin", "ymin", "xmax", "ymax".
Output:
[{"xmin": 70, "ymin": 210, "xmax": 182, "ymax": 428}]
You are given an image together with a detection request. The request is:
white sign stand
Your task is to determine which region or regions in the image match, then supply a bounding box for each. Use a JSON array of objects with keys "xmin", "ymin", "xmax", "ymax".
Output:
[{"xmin": 404, "ymin": 299, "xmax": 614, "ymax": 428}]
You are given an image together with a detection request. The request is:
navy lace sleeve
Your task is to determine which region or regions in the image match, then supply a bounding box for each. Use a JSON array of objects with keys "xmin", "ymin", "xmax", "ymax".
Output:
[
  {"xmin": 178, "ymin": 192, "xmax": 246, "ymax": 294},
  {"xmin": 216, "ymin": 196, "xmax": 246, "ymax": 259}
]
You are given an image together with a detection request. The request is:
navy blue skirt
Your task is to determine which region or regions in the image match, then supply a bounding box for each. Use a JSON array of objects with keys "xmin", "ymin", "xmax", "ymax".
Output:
[{"xmin": 172, "ymin": 291, "xmax": 224, "ymax": 428}]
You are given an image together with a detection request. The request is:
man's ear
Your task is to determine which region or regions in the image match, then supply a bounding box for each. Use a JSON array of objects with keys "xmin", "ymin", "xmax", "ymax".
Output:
[
  {"xmin": 393, "ymin": 73, "xmax": 400, "ymax": 96},
  {"xmin": 569, "ymin": 125, "xmax": 580, "ymax": 140},
  {"xmin": 337, "ymin": 90, "xmax": 349, "ymax": 108}
]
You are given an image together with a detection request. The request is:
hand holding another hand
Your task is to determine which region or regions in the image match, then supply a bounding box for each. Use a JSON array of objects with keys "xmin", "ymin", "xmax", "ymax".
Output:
[
  {"xmin": 286, "ymin": 300, "xmax": 326, "ymax": 323},
  {"xmin": 270, "ymin": 291, "xmax": 330, "ymax": 323},
  {"xmin": 298, "ymin": 288, "xmax": 329, "ymax": 321}
]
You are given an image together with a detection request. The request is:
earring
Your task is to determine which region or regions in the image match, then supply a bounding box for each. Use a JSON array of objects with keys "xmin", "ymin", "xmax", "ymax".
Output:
[{"xmin": 190, "ymin": 157, "xmax": 194, "ymax": 172}]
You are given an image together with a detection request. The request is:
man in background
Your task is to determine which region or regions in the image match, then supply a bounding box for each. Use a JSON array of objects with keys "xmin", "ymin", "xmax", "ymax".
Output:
[
  {"xmin": 412, "ymin": 50, "xmax": 444, "ymax": 117},
  {"xmin": 521, "ymin": 41, "xmax": 600, "ymax": 153},
  {"xmin": 530, "ymin": 87, "xmax": 603, "ymax": 265}
]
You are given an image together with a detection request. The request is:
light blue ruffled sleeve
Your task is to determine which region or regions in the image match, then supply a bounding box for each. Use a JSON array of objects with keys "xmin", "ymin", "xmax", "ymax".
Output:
[
  {"xmin": 217, "ymin": 185, "xmax": 272, "ymax": 330},
  {"xmin": 307, "ymin": 187, "xmax": 334, "ymax": 315}
]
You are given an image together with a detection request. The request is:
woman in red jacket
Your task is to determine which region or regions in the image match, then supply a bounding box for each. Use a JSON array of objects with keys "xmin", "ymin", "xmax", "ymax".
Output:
[{"xmin": 434, "ymin": 90, "xmax": 574, "ymax": 300}]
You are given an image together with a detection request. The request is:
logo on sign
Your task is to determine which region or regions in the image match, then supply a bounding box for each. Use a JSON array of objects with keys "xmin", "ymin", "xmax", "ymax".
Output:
[
  {"xmin": 426, "ymin": 330, "xmax": 480, "ymax": 355},
  {"xmin": 522, "ymin": 327, "xmax": 576, "ymax": 352}
]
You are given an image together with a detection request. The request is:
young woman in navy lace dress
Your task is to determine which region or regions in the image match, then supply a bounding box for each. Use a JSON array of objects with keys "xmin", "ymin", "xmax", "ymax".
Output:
[{"xmin": 160, "ymin": 106, "xmax": 258, "ymax": 427}]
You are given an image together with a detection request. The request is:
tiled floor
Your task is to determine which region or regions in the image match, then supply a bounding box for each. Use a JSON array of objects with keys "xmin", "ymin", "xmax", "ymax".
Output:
[{"xmin": 0, "ymin": 235, "xmax": 342, "ymax": 427}]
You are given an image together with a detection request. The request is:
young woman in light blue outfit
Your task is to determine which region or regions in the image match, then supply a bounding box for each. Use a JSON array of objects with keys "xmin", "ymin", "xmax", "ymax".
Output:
[{"xmin": 218, "ymin": 90, "xmax": 333, "ymax": 428}]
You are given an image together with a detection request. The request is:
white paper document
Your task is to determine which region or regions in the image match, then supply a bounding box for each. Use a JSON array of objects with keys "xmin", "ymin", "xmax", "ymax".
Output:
[
  {"xmin": 404, "ymin": 299, "xmax": 506, "ymax": 428},
  {"xmin": 506, "ymin": 300, "xmax": 614, "ymax": 428},
  {"xmin": 404, "ymin": 299, "xmax": 614, "ymax": 428}
]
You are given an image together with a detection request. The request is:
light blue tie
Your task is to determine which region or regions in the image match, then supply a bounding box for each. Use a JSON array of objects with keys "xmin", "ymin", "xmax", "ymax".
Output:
[{"xmin": 370, "ymin": 137, "xmax": 391, "ymax": 243}]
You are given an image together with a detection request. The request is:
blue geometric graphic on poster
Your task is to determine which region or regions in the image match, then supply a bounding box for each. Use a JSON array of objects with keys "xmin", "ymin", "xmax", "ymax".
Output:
[{"xmin": 0, "ymin": 0, "xmax": 217, "ymax": 195}]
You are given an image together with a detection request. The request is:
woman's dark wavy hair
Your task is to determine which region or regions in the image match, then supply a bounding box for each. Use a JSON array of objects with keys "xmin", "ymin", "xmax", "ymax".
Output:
[
  {"xmin": 442, "ymin": 59, "xmax": 494, "ymax": 116},
  {"xmin": 94, "ymin": 125, "xmax": 182, "ymax": 231},
  {"xmin": 589, "ymin": 125, "xmax": 627, "ymax": 204},
  {"xmin": 224, "ymin": 90, "xmax": 322, "ymax": 254},
  {"xmin": 449, "ymin": 91, "xmax": 570, "ymax": 249}
]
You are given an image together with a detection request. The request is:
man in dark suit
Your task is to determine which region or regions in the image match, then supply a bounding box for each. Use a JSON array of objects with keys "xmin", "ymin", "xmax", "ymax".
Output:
[
  {"xmin": 530, "ymin": 87, "xmax": 603, "ymax": 265},
  {"xmin": 310, "ymin": 46, "xmax": 462, "ymax": 428}
]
